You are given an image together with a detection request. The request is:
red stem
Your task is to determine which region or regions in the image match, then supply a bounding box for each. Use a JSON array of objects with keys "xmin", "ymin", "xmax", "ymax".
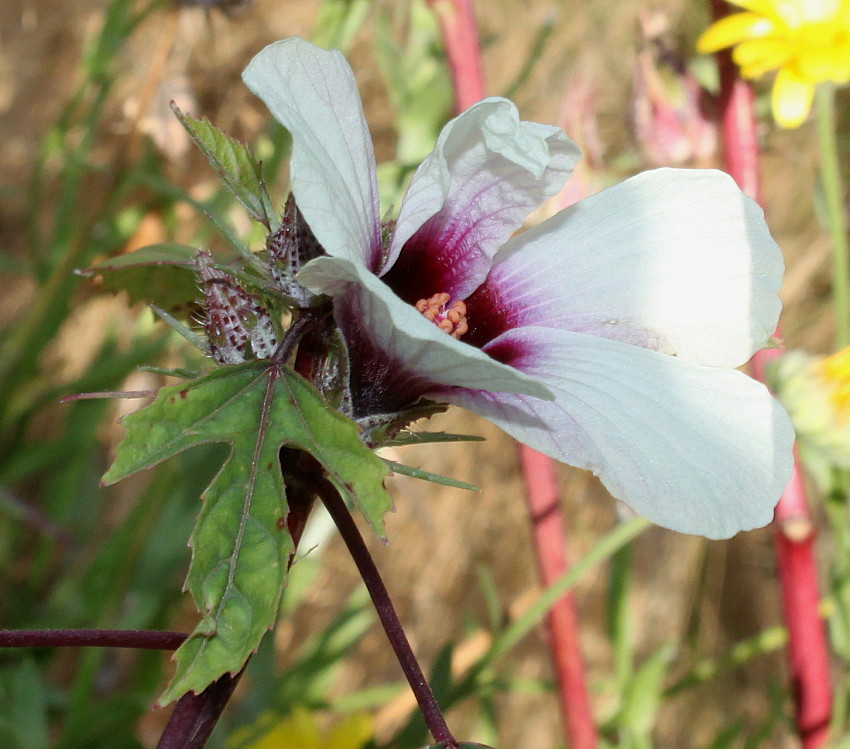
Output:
[
  {"xmin": 315, "ymin": 476, "xmax": 456, "ymax": 747},
  {"xmin": 710, "ymin": 2, "xmax": 832, "ymax": 744},
  {"xmin": 519, "ymin": 447, "xmax": 599, "ymax": 749},
  {"xmin": 425, "ymin": 0, "xmax": 485, "ymax": 112},
  {"xmin": 0, "ymin": 629, "xmax": 186, "ymax": 650},
  {"xmin": 426, "ymin": 1, "xmax": 598, "ymax": 744}
]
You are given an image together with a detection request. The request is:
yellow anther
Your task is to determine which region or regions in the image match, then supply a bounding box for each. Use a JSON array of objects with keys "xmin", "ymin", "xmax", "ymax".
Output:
[{"xmin": 414, "ymin": 293, "xmax": 469, "ymax": 339}]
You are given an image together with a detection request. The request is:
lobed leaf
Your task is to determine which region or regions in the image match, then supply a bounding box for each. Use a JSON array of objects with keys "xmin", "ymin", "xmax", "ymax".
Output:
[
  {"xmin": 172, "ymin": 104, "xmax": 272, "ymax": 227},
  {"xmin": 78, "ymin": 243, "xmax": 199, "ymax": 310},
  {"xmin": 102, "ymin": 363, "xmax": 391, "ymax": 703}
]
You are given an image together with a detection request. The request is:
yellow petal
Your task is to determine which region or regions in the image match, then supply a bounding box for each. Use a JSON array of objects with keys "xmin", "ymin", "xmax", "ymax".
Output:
[
  {"xmin": 732, "ymin": 37, "xmax": 793, "ymax": 77},
  {"xmin": 697, "ymin": 12, "xmax": 775, "ymax": 53},
  {"xmin": 238, "ymin": 709, "xmax": 321, "ymax": 749},
  {"xmin": 798, "ymin": 44, "xmax": 850, "ymax": 82},
  {"xmin": 325, "ymin": 713, "xmax": 374, "ymax": 749},
  {"xmin": 772, "ymin": 67, "xmax": 815, "ymax": 127}
]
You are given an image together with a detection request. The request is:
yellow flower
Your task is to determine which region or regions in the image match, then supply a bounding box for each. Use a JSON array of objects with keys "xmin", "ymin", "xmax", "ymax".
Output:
[
  {"xmin": 227, "ymin": 707, "xmax": 374, "ymax": 749},
  {"xmin": 768, "ymin": 347, "xmax": 850, "ymax": 490},
  {"xmin": 697, "ymin": 0, "xmax": 850, "ymax": 127},
  {"xmin": 817, "ymin": 345, "xmax": 850, "ymax": 415}
]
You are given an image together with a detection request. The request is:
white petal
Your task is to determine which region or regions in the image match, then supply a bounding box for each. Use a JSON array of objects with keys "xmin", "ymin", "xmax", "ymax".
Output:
[
  {"xmin": 242, "ymin": 38, "xmax": 382, "ymax": 269},
  {"xmin": 484, "ymin": 168, "xmax": 783, "ymax": 367},
  {"xmin": 297, "ymin": 256, "xmax": 552, "ymax": 400},
  {"xmin": 444, "ymin": 327, "xmax": 794, "ymax": 538},
  {"xmin": 383, "ymin": 98, "xmax": 579, "ymax": 297}
]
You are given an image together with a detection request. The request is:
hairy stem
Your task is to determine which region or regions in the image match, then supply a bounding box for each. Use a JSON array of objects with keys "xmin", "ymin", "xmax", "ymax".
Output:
[{"xmin": 316, "ymin": 476, "xmax": 456, "ymax": 747}]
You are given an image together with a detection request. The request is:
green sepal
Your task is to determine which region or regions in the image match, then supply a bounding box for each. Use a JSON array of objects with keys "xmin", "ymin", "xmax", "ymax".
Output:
[
  {"xmin": 138, "ymin": 365, "xmax": 201, "ymax": 379},
  {"xmin": 102, "ymin": 363, "xmax": 391, "ymax": 704},
  {"xmin": 150, "ymin": 304, "xmax": 209, "ymax": 354},
  {"xmin": 382, "ymin": 459, "xmax": 478, "ymax": 492},
  {"xmin": 383, "ymin": 431, "xmax": 485, "ymax": 447},
  {"xmin": 172, "ymin": 103, "xmax": 273, "ymax": 228}
]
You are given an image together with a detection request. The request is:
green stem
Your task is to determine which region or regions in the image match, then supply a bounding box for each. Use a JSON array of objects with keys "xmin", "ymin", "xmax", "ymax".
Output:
[{"xmin": 816, "ymin": 84, "xmax": 850, "ymax": 349}]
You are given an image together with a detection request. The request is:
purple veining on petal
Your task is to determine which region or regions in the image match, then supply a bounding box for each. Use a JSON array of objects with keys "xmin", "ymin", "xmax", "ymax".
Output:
[
  {"xmin": 382, "ymin": 131, "xmax": 562, "ymax": 301},
  {"xmin": 467, "ymin": 257, "xmax": 662, "ymax": 351},
  {"xmin": 381, "ymin": 216, "xmax": 491, "ymax": 305}
]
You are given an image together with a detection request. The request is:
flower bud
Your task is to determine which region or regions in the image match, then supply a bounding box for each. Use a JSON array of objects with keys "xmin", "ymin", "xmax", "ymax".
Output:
[
  {"xmin": 195, "ymin": 249, "xmax": 278, "ymax": 364},
  {"xmin": 632, "ymin": 13, "xmax": 717, "ymax": 167},
  {"xmin": 267, "ymin": 193, "xmax": 323, "ymax": 307}
]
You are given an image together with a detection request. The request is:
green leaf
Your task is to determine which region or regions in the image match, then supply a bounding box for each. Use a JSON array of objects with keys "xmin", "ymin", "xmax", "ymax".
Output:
[
  {"xmin": 620, "ymin": 643, "xmax": 675, "ymax": 738},
  {"xmin": 102, "ymin": 363, "xmax": 391, "ymax": 703},
  {"xmin": 172, "ymin": 104, "xmax": 272, "ymax": 227},
  {"xmin": 78, "ymin": 243, "xmax": 199, "ymax": 309},
  {"xmin": 382, "ymin": 459, "xmax": 478, "ymax": 492}
]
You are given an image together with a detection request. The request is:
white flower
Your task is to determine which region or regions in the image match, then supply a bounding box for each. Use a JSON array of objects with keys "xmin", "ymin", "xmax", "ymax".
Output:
[{"xmin": 243, "ymin": 37, "xmax": 794, "ymax": 539}]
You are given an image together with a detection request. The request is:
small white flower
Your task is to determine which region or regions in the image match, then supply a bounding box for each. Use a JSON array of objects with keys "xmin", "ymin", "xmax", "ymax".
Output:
[{"xmin": 243, "ymin": 38, "xmax": 794, "ymax": 539}]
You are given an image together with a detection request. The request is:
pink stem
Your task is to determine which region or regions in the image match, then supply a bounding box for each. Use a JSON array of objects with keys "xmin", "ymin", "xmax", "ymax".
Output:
[
  {"xmin": 425, "ymin": 1, "xmax": 598, "ymax": 744},
  {"xmin": 710, "ymin": 3, "xmax": 832, "ymax": 744},
  {"xmin": 519, "ymin": 447, "xmax": 599, "ymax": 749},
  {"xmin": 425, "ymin": 0, "xmax": 485, "ymax": 112}
]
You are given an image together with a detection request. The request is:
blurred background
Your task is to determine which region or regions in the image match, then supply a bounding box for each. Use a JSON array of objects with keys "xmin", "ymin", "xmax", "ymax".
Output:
[{"xmin": 1, "ymin": 0, "xmax": 848, "ymax": 747}]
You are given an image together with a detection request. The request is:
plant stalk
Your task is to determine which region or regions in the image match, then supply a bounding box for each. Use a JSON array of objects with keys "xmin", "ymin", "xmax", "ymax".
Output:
[
  {"xmin": 0, "ymin": 629, "xmax": 186, "ymax": 650},
  {"xmin": 316, "ymin": 476, "xmax": 456, "ymax": 747},
  {"xmin": 425, "ymin": 0, "xmax": 485, "ymax": 112},
  {"xmin": 519, "ymin": 447, "xmax": 598, "ymax": 749},
  {"xmin": 710, "ymin": 3, "xmax": 833, "ymax": 744}
]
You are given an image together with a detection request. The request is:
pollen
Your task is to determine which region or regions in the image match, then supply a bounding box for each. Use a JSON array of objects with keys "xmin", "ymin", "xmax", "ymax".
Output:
[
  {"xmin": 414, "ymin": 292, "xmax": 469, "ymax": 339},
  {"xmin": 817, "ymin": 346, "xmax": 850, "ymax": 418}
]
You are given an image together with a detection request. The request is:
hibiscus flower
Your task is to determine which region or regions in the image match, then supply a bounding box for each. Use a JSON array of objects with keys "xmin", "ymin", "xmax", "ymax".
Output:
[{"xmin": 243, "ymin": 37, "xmax": 794, "ymax": 539}]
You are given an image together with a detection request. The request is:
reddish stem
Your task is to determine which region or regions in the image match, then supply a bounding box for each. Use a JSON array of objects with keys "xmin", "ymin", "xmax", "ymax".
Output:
[
  {"xmin": 425, "ymin": 0, "xmax": 598, "ymax": 744},
  {"xmin": 156, "ymin": 671, "xmax": 243, "ymax": 749},
  {"xmin": 710, "ymin": 2, "xmax": 832, "ymax": 744},
  {"xmin": 425, "ymin": 0, "xmax": 485, "ymax": 112},
  {"xmin": 519, "ymin": 447, "xmax": 599, "ymax": 749},
  {"xmin": 0, "ymin": 629, "xmax": 186, "ymax": 650},
  {"xmin": 316, "ymin": 476, "xmax": 456, "ymax": 747}
]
